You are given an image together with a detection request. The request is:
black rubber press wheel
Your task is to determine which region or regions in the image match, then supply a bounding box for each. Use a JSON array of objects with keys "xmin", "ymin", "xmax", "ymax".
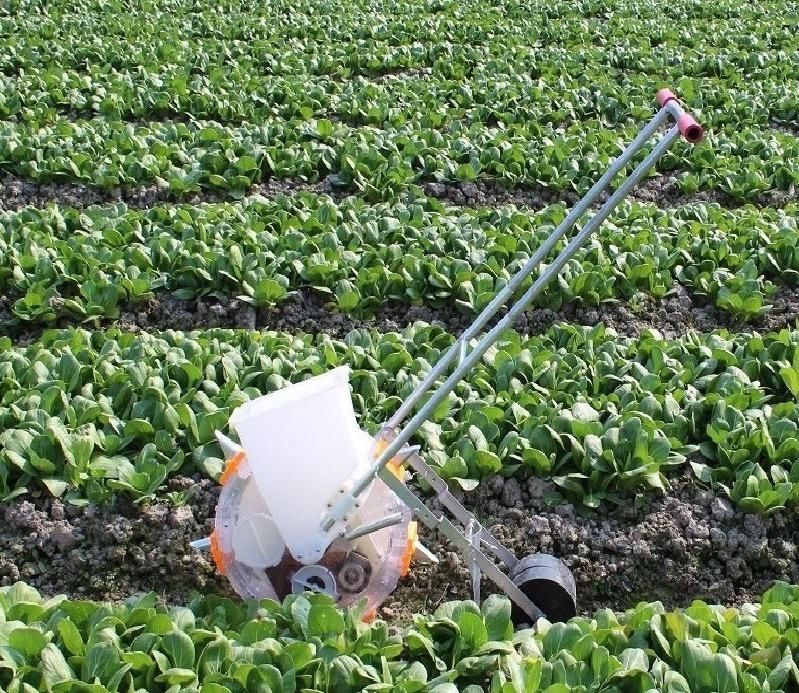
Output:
[{"xmin": 509, "ymin": 553, "xmax": 577, "ymax": 625}]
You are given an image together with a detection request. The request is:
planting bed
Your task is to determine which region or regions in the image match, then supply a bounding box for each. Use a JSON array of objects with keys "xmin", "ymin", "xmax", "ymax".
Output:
[
  {"xmin": 3, "ymin": 471, "xmax": 799, "ymax": 623},
  {"xmin": 3, "ymin": 0, "xmax": 799, "ymax": 688}
]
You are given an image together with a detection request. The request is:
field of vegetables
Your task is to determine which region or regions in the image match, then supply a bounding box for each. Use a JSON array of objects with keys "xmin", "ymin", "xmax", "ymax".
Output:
[{"xmin": 3, "ymin": 0, "xmax": 799, "ymax": 689}]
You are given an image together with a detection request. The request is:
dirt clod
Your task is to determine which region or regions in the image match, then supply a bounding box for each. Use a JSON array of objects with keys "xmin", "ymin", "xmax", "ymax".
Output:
[
  {"xmin": 0, "ymin": 476, "xmax": 232, "ymax": 605},
  {"xmin": 382, "ymin": 471, "xmax": 799, "ymax": 623}
]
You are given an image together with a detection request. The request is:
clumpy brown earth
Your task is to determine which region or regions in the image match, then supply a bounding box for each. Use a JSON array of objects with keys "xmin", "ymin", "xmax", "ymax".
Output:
[
  {"xmin": 6, "ymin": 282, "xmax": 799, "ymax": 348},
  {"xmin": 0, "ymin": 476, "xmax": 233, "ymax": 605},
  {"xmin": 422, "ymin": 176, "xmax": 798, "ymax": 210},
  {"xmin": 0, "ymin": 174, "xmax": 348, "ymax": 212},
  {"xmin": 383, "ymin": 471, "xmax": 799, "ymax": 624},
  {"xmin": 3, "ymin": 172, "xmax": 796, "ymax": 215},
  {"xmin": 2, "ymin": 471, "xmax": 797, "ymax": 621}
]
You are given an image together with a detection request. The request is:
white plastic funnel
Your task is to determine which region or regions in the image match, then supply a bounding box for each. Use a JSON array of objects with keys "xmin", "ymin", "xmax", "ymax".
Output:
[{"xmin": 229, "ymin": 366, "xmax": 370, "ymax": 563}]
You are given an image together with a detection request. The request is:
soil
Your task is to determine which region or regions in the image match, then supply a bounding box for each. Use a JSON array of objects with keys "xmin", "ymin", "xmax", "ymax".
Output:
[
  {"xmin": 0, "ymin": 475, "xmax": 233, "ymax": 605},
  {"xmin": 3, "ymin": 170, "xmax": 796, "ymax": 214},
  {"xmin": 0, "ymin": 174, "xmax": 349, "ymax": 212},
  {"xmin": 383, "ymin": 470, "xmax": 799, "ymax": 624},
  {"xmin": 3, "ymin": 470, "xmax": 796, "ymax": 622},
  {"xmin": 5, "ymin": 282, "xmax": 799, "ymax": 347},
  {"xmin": 422, "ymin": 177, "xmax": 798, "ymax": 211}
]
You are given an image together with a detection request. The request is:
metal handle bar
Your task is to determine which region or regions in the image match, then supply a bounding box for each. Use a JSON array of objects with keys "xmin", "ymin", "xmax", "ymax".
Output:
[
  {"xmin": 386, "ymin": 91, "xmax": 702, "ymax": 432},
  {"xmin": 321, "ymin": 90, "xmax": 703, "ymax": 531}
]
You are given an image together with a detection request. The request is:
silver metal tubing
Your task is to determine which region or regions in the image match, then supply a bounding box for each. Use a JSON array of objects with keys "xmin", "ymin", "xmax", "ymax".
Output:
[
  {"xmin": 320, "ymin": 125, "xmax": 681, "ymax": 532},
  {"xmin": 404, "ymin": 446, "xmax": 519, "ymax": 568},
  {"xmin": 385, "ymin": 107, "xmax": 671, "ymax": 430},
  {"xmin": 343, "ymin": 512, "xmax": 404, "ymax": 540},
  {"xmin": 467, "ymin": 519, "xmax": 481, "ymax": 603}
]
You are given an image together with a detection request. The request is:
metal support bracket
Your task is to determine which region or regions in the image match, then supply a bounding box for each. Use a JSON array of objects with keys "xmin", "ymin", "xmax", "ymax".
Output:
[
  {"xmin": 466, "ymin": 519, "xmax": 481, "ymax": 604},
  {"xmin": 376, "ymin": 465, "xmax": 545, "ymax": 623}
]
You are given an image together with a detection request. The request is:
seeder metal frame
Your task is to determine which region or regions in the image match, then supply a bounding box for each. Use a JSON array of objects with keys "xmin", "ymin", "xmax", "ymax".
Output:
[{"xmin": 318, "ymin": 89, "xmax": 704, "ymax": 623}]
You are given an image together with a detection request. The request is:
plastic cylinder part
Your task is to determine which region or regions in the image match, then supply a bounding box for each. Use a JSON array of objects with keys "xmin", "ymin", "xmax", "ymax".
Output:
[{"xmin": 229, "ymin": 366, "xmax": 369, "ymax": 563}]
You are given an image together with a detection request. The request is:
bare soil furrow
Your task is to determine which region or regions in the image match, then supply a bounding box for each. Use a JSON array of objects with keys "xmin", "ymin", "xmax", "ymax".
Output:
[
  {"xmin": 423, "ymin": 177, "xmax": 798, "ymax": 211},
  {"xmin": 2, "ymin": 471, "xmax": 796, "ymax": 621},
  {"xmin": 5, "ymin": 283, "xmax": 799, "ymax": 347},
  {"xmin": 0, "ymin": 175, "xmax": 344, "ymax": 212},
  {"xmin": 384, "ymin": 470, "xmax": 799, "ymax": 623},
  {"xmin": 1, "ymin": 172, "xmax": 796, "ymax": 213}
]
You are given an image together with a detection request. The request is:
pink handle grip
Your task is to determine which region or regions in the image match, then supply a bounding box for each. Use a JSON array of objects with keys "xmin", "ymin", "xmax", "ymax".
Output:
[
  {"xmin": 656, "ymin": 88, "xmax": 678, "ymax": 107},
  {"xmin": 678, "ymin": 113, "xmax": 704, "ymax": 143},
  {"xmin": 656, "ymin": 88, "xmax": 704, "ymax": 143}
]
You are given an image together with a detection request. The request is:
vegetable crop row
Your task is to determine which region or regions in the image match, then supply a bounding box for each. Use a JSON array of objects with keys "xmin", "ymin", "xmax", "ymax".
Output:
[
  {"xmin": 2, "ymin": 196, "xmax": 794, "ymax": 326},
  {"xmin": 0, "ymin": 115, "xmax": 796, "ymax": 201},
  {"xmin": 2, "ymin": 64, "xmax": 797, "ymax": 136},
  {"xmin": 3, "ymin": 322, "xmax": 799, "ymax": 512},
  {"xmin": 2, "ymin": 579, "xmax": 799, "ymax": 692},
  {"xmin": 2, "ymin": 0, "xmax": 796, "ymax": 79}
]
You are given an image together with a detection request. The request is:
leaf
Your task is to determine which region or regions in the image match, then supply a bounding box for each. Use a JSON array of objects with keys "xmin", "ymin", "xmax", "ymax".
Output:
[
  {"xmin": 42, "ymin": 478, "xmax": 68, "ymax": 497},
  {"xmin": 81, "ymin": 641, "xmax": 122, "ymax": 684},
  {"xmin": 541, "ymin": 622, "xmax": 583, "ymax": 659},
  {"xmin": 252, "ymin": 278, "xmax": 287, "ymax": 306},
  {"xmin": 481, "ymin": 595, "xmax": 512, "ymax": 642},
  {"xmin": 475, "ymin": 449, "xmax": 502, "ymax": 475},
  {"xmin": 457, "ymin": 612, "xmax": 488, "ymax": 652},
  {"xmin": 155, "ymin": 667, "xmax": 198, "ymax": 685},
  {"xmin": 147, "ymin": 614, "xmax": 174, "ymax": 635},
  {"xmin": 9, "ymin": 627, "xmax": 47, "ymax": 657},
  {"xmin": 162, "ymin": 628, "xmax": 196, "ymax": 669},
  {"xmin": 40, "ymin": 643, "xmax": 75, "ymax": 690},
  {"xmin": 752, "ymin": 620, "xmax": 780, "ymax": 646},
  {"xmin": 677, "ymin": 640, "xmax": 739, "ymax": 693},
  {"xmin": 198, "ymin": 637, "xmax": 232, "ymax": 678},
  {"xmin": 522, "ymin": 448, "xmax": 552, "ymax": 475},
  {"xmin": 768, "ymin": 649, "xmax": 799, "ymax": 689},
  {"xmin": 307, "ymin": 604, "xmax": 345, "ymax": 639},
  {"xmin": 779, "ymin": 367, "xmax": 799, "ymax": 398},
  {"xmin": 57, "ymin": 619, "xmax": 84, "ymax": 656},
  {"xmin": 572, "ymin": 402, "xmax": 599, "ymax": 423},
  {"xmin": 124, "ymin": 419, "xmax": 155, "ymax": 436},
  {"xmin": 618, "ymin": 647, "xmax": 649, "ymax": 673},
  {"xmin": 121, "ymin": 651, "xmax": 154, "ymax": 671},
  {"xmin": 235, "ymin": 155, "xmax": 258, "ymax": 174}
]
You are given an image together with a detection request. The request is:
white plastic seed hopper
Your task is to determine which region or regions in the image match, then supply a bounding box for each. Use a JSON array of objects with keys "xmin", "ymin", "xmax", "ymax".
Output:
[{"xmin": 191, "ymin": 90, "xmax": 704, "ymax": 625}]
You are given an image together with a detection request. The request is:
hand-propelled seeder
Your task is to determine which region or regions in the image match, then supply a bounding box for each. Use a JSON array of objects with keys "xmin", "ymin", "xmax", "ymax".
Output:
[{"xmin": 191, "ymin": 90, "xmax": 704, "ymax": 625}]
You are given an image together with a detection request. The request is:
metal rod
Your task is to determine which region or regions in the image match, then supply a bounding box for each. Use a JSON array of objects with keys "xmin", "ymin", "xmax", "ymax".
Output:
[
  {"xmin": 385, "ymin": 107, "xmax": 670, "ymax": 430},
  {"xmin": 343, "ymin": 512, "xmax": 404, "ymax": 540},
  {"xmin": 404, "ymin": 446, "xmax": 518, "ymax": 568},
  {"xmin": 468, "ymin": 519, "xmax": 481, "ymax": 603},
  {"xmin": 321, "ymin": 125, "xmax": 681, "ymax": 533}
]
